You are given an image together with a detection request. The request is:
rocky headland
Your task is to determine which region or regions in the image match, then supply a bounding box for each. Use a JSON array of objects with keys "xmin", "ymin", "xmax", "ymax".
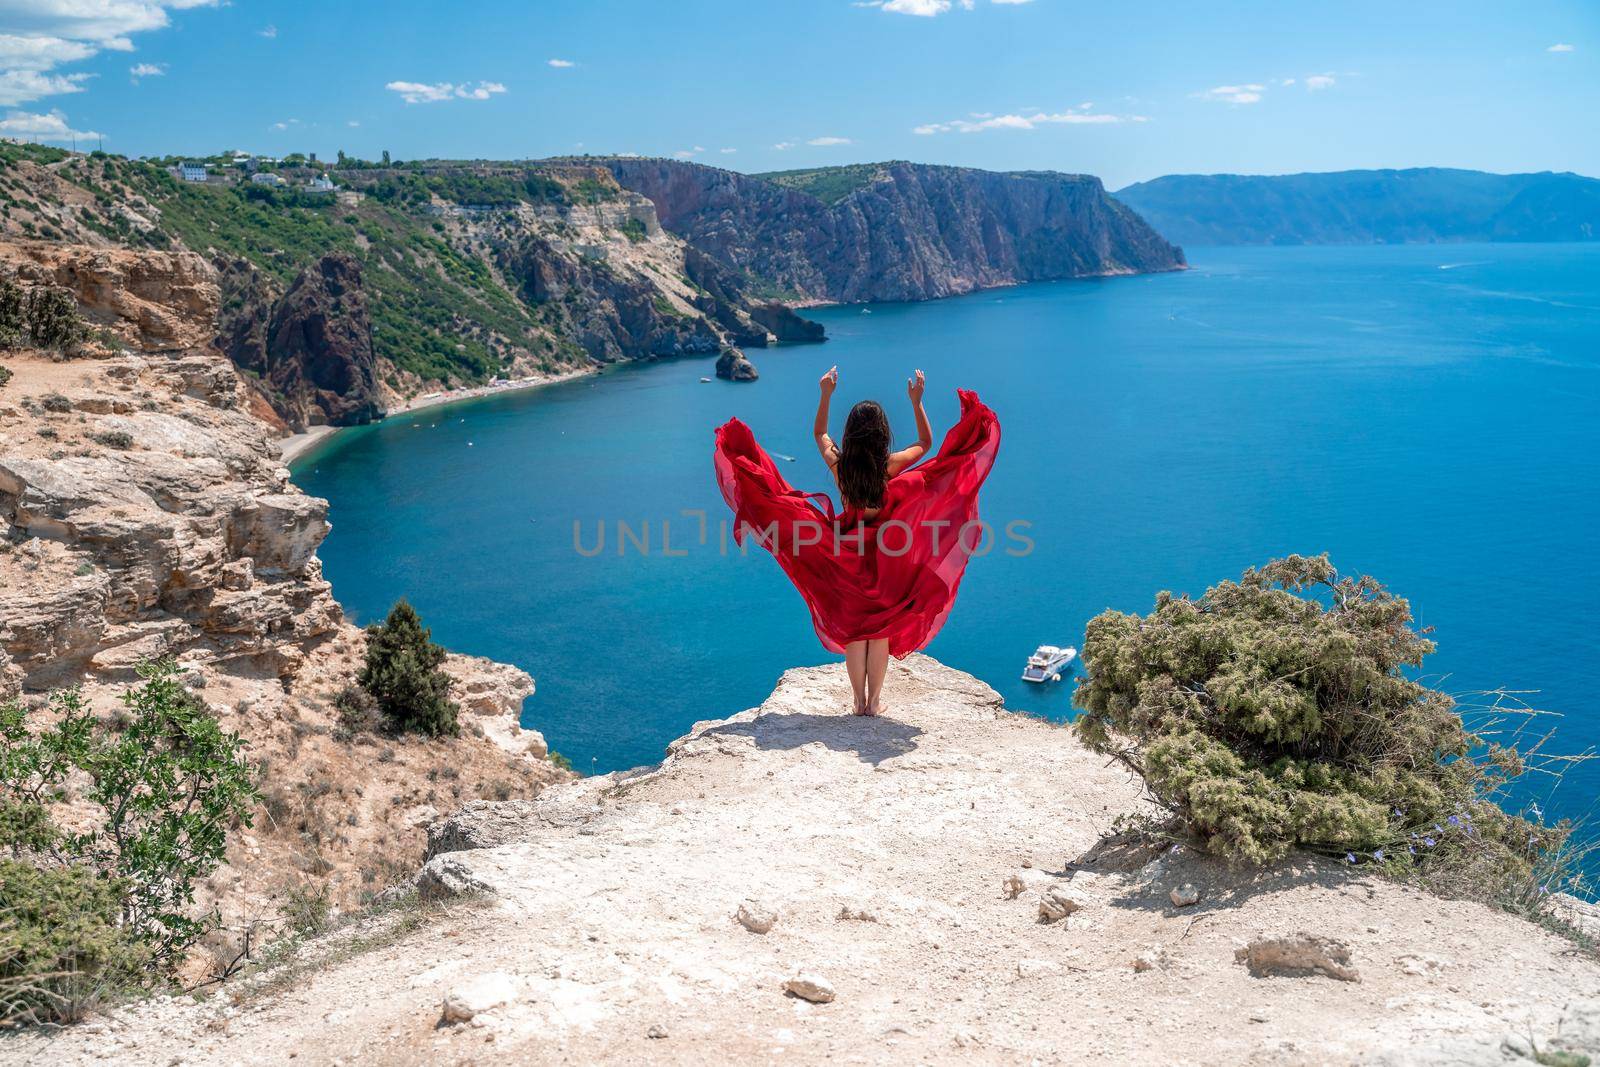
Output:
[
  {"xmin": 602, "ymin": 158, "xmax": 1187, "ymax": 303},
  {"xmin": 13, "ymin": 656, "xmax": 1597, "ymax": 1065}
]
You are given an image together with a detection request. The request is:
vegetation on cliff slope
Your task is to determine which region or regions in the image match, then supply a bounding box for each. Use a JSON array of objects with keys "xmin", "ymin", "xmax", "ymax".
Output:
[
  {"xmin": 755, "ymin": 163, "xmax": 894, "ymax": 205},
  {"xmin": 0, "ymin": 147, "xmax": 589, "ymax": 386},
  {"xmin": 357, "ymin": 601, "xmax": 461, "ymax": 738},
  {"xmin": 0, "ymin": 660, "xmax": 258, "ymax": 1024},
  {"xmin": 1074, "ymin": 555, "xmax": 1583, "ymax": 909},
  {"xmin": 0, "ymin": 278, "xmax": 88, "ymax": 352}
]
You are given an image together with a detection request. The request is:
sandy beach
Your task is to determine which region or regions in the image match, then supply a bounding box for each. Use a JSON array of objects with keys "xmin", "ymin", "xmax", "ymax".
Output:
[{"xmin": 277, "ymin": 367, "xmax": 596, "ymax": 465}]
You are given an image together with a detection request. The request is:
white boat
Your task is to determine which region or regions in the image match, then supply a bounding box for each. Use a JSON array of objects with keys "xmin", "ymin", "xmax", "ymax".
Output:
[
  {"xmin": 700, "ymin": 376, "xmax": 712, "ymax": 383},
  {"xmin": 1021, "ymin": 644, "xmax": 1076, "ymax": 683}
]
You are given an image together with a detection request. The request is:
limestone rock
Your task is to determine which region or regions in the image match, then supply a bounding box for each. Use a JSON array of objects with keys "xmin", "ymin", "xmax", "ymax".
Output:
[
  {"xmin": 414, "ymin": 854, "xmax": 499, "ymax": 902},
  {"xmin": 425, "ymin": 800, "xmax": 541, "ymax": 860},
  {"xmin": 1170, "ymin": 883, "xmax": 1201, "ymax": 907},
  {"xmin": 1235, "ymin": 934, "xmax": 1360, "ymax": 982},
  {"xmin": 444, "ymin": 655, "xmax": 546, "ymax": 760},
  {"xmin": 784, "ymin": 973, "xmax": 836, "ymax": 1004},
  {"xmin": 1038, "ymin": 884, "xmax": 1085, "ymax": 923},
  {"xmin": 440, "ymin": 972, "xmax": 519, "ymax": 1025},
  {"xmin": 0, "ymin": 244, "xmax": 219, "ymax": 351},
  {"xmin": 735, "ymin": 901, "xmax": 778, "ymax": 934}
]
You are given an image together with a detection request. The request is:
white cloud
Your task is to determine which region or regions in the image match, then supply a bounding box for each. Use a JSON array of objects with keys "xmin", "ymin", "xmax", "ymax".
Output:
[
  {"xmin": 772, "ymin": 141, "xmax": 795, "ymax": 150},
  {"xmin": 1195, "ymin": 83, "xmax": 1265, "ymax": 104},
  {"xmin": 0, "ymin": 107, "xmax": 100, "ymax": 142},
  {"xmin": 129, "ymin": 61, "xmax": 163, "ymax": 78},
  {"xmin": 347, "ymin": 119, "xmax": 359, "ymax": 127},
  {"xmin": 914, "ymin": 104, "xmax": 1134, "ymax": 135},
  {"xmin": 0, "ymin": 2, "xmax": 221, "ymax": 110},
  {"xmin": 456, "ymin": 81, "xmax": 505, "ymax": 100},
  {"xmin": 259, "ymin": 24, "xmax": 277, "ymax": 38},
  {"xmin": 880, "ymin": 0, "xmax": 951, "ymax": 15},
  {"xmin": 548, "ymin": 58, "xmax": 575, "ymax": 68},
  {"xmin": 807, "ymin": 135, "xmax": 852, "ymax": 146},
  {"xmin": 673, "ymin": 145, "xmax": 706, "ymax": 158},
  {"xmin": 1547, "ymin": 43, "xmax": 1574, "ymax": 53},
  {"xmin": 719, "ymin": 147, "xmax": 737, "ymax": 154},
  {"xmin": 0, "ymin": 34, "xmax": 96, "ymax": 70},
  {"xmin": 1304, "ymin": 73, "xmax": 1335, "ymax": 91},
  {"xmin": 386, "ymin": 79, "xmax": 507, "ymax": 104},
  {"xmin": 0, "ymin": 68, "xmax": 88, "ymax": 105}
]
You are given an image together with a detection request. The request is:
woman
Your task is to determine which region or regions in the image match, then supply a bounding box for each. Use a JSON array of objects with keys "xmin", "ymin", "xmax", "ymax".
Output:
[{"xmin": 713, "ymin": 366, "xmax": 1000, "ymax": 717}]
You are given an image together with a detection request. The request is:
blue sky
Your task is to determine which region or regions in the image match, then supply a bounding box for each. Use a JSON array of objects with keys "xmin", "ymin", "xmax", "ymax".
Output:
[{"xmin": 1, "ymin": 0, "xmax": 1594, "ymax": 187}]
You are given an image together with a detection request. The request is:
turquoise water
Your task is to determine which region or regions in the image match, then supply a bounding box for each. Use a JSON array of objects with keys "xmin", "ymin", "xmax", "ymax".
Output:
[{"xmin": 294, "ymin": 244, "xmax": 1600, "ymax": 818}]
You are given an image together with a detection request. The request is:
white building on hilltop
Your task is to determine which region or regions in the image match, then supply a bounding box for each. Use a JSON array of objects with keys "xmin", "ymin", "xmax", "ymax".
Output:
[
  {"xmin": 171, "ymin": 162, "xmax": 207, "ymax": 183},
  {"xmin": 250, "ymin": 171, "xmax": 286, "ymax": 187}
]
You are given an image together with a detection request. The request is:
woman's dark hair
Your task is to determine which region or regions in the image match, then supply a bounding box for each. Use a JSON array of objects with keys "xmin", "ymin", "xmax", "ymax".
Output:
[{"xmin": 837, "ymin": 400, "xmax": 891, "ymax": 509}]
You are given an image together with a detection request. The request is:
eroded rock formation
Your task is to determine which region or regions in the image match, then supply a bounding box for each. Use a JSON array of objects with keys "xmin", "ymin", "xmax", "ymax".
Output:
[{"xmin": 219, "ymin": 253, "xmax": 383, "ymax": 430}]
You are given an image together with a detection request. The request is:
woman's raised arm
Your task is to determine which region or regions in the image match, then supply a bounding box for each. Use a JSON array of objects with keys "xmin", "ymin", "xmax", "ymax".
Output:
[
  {"xmin": 888, "ymin": 369, "xmax": 932, "ymax": 475},
  {"xmin": 814, "ymin": 364, "xmax": 840, "ymax": 467}
]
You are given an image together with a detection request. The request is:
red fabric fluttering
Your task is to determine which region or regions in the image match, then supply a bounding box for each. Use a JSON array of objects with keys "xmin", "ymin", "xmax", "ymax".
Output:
[{"xmin": 713, "ymin": 390, "xmax": 1000, "ymax": 657}]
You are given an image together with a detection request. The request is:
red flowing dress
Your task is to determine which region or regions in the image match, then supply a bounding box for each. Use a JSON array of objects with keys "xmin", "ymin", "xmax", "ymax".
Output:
[{"xmin": 713, "ymin": 390, "xmax": 1000, "ymax": 658}]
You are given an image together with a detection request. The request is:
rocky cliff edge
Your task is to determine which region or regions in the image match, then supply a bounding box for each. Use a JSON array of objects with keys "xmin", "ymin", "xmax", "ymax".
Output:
[
  {"xmin": 0, "ymin": 246, "xmax": 573, "ymax": 971},
  {"xmin": 21, "ymin": 656, "xmax": 1598, "ymax": 1065}
]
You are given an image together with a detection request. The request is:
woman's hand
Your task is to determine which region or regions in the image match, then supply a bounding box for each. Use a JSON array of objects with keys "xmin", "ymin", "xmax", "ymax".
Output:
[
  {"xmin": 907, "ymin": 369, "xmax": 925, "ymax": 403},
  {"xmin": 820, "ymin": 365, "xmax": 839, "ymax": 396}
]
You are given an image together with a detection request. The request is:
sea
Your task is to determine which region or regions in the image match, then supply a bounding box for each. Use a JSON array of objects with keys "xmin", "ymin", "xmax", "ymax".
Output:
[{"xmin": 292, "ymin": 243, "xmax": 1600, "ymax": 821}]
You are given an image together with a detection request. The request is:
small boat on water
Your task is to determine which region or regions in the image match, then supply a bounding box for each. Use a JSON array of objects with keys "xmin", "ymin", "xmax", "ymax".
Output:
[
  {"xmin": 700, "ymin": 377, "xmax": 712, "ymax": 383},
  {"xmin": 1021, "ymin": 645, "xmax": 1076, "ymax": 683}
]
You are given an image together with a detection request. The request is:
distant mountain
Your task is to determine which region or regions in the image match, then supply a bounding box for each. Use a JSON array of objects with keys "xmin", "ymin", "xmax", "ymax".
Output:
[
  {"xmin": 1115, "ymin": 168, "xmax": 1600, "ymax": 246},
  {"xmin": 600, "ymin": 159, "xmax": 1185, "ymax": 303}
]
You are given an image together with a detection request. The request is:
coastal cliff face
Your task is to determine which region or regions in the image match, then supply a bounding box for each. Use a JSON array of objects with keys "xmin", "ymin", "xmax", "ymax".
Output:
[
  {"xmin": 24, "ymin": 656, "xmax": 1599, "ymax": 1064},
  {"xmin": 0, "ymin": 148, "xmax": 825, "ymax": 429},
  {"xmin": 0, "ymin": 244, "xmax": 573, "ymax": 967},
  {"xmin": 226, "ymin": 253, "xmax": 384, "ymax": 430},
  {"xmin": 603, "ymin": 159, "xmax": 1187, "ymax": 303}
]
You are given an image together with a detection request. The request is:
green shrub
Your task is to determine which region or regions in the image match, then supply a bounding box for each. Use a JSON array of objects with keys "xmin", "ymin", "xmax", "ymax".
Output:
[
  {"xmin": 22, "ymin": 288, "xmax": 87, "ymax": 351},
  {"xmin": 1073, "ymin": 554, "xmax": 1568, "ymax": 899},
  {"xmin": 0, "ymin": 660, "xmax": 259, "ymax": 974},
  {"xmin": 618, "ymin": 217, "xmax": 647, "ymax": 243},
  {"xmin": 0, "ymin": 281, "xmax": 89, "ymax": 351},
  {"xmin": 90, "ymin": 430, "xmax": 133, "ymax": 450},
  {"xmin": 358, "ymin": 601, "xmax": 460, "ymax": 737},
  {"xmin": 0, "ymin": 861, "xmax": 148, "ymax": 1025},
  {"xmin": 0, "ymin": 364, "xmax": 10, "ymax": 390},
  {"xmin": 280, "ymin": 883, "xmax": 333, "ymax": 938},
  {"xmin": 0, "ymin": 280, "xmax": 21, "ymax": 349},
  {"xmin": 331, "ymin": 684, "xmax": 380, "ymax": 740}
]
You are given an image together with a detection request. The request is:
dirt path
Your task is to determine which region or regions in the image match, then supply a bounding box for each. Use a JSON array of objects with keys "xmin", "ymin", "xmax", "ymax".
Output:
[{"xmin": 11, "ymin": 657, "xmax": 1598, "ymax": 1065}]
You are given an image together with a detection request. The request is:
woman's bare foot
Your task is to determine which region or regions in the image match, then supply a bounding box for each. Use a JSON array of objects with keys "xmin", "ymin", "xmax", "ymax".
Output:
[
  {"xmin": 851, "ymin": 692, "xmax": 869, "ymax": 716},
  {"xmin": 864, "ymin": 699, "xmax": 883, "ymax": 717}
]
